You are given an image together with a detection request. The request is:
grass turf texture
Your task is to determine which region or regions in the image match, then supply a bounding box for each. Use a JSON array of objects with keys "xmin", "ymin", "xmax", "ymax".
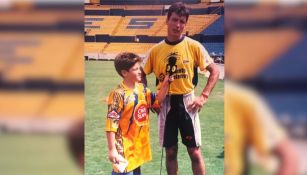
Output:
[
  {"xmin": 85, "ymin": 61, "xmax": 224, "ymax": 175},
  {"xmin": 0, "ymin": 134, "xmax": 82, "ymax": 175}
]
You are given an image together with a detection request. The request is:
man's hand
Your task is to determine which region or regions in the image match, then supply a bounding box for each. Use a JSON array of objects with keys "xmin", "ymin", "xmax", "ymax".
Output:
[
  {"xmin": 187, "ymin": 95, "xmax": 208, "ymax": 113},
  {"xmin": 187, "ymin": 62, "xmax": 219, "ymax": 113}
]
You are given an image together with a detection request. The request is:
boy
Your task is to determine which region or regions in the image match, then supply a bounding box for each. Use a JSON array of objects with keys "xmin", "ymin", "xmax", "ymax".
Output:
[{"xmin": 105, "ymin": 52, "xmax": 171, "ymax": 175}]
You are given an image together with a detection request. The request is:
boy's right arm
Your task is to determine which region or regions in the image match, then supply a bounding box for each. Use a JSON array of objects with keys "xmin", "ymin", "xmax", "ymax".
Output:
[
  {"xmin": 106, "ymin": 131, "xmax": 119, "ymax": 163},
  {"xmin": 156, "ymin": 75, "xmax": 173, "ymax": 104}
]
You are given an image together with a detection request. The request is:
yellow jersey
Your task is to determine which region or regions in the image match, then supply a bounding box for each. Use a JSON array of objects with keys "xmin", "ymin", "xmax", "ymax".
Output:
[
  {"xmin": 105, "ymin": 82, "xmax": 159, "ymax": 173},
  {"xmin": 143, "ymin": 36, "xmax": 213, "ymax": 95}
]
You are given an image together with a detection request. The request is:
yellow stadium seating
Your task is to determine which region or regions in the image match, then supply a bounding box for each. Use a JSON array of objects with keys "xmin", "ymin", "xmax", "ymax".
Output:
[
  {"xmin": 0, "ymin": 91, "xmax": 50, "ymax": 117},
  {"xmin": 85, "ymin": 4, "xmax": 162, "ymax": 10},
  {"xmin": 85, "ymin": 16, "xmax": 122, "ymax": 35},
  {"xmin": 84, "ymin": 42, "xmax": 107, "ymax": 53},
  {"xmin": 0, "ymin": 10, "xmax": 82, "ymax": 25},
  {"xmin": 103, "ymin": 43, "xmax": 155, "ymax": 55},
  {"xmin": 40, "ymin": 93, "xmax": 83, "ymax": 119},
  {"xmin": 0, "ymin": 91, "xmax": 83, "ymax": 120},
  {"xmin": 226, "ymin": 30, "xmax": 301, "ymax": 80},
  {"xmin": 155, "ymin": 14, "xmax": 219, "ymax": 36},
  {"xmin": 2, "ymin": 33, "xmax": 83, "ymax": 82},
  {"xmin": 113, "ymin": 16, "xmax": 165, "ymax": 36},
  {"xmin": 0, "ymin": 7, "xmax": 84, "ymax": 125},
  {"xmin": 84, "ymin": 15, "xmax": 219, "ymax": 36},
  {"xmin": 84, "ymin": 2, "xmax": 224, "ymax": 11}
]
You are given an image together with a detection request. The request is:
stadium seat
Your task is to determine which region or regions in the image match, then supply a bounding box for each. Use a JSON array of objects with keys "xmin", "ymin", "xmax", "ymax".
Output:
[
  {"xmin": 40, "ymin": 93, "xmax": 83, "ymax": 119},
  {"xmin": 84, "ymin": 42, "xmax": 107, "ymax": 53},
  {"xmin": 3, "ymin": 33, "xmax": 83, "ymax": 82},
  {"xmin": 84, "ymin": 15, "xmax": 219, "ymax": 37},
  {"xmin": 103, "ymin": 43, "xmax": 155, "ymax": 55},
  {"xmin": 202, "ymin": 15, "xmax": 224, "ymax": 35},
  {"xmin": 0, "ymin": 91, "xmax": 50, "ymax": 117},
  {"xmin": 85, "ymin": 16, "xmax": 122, "ymax": 35},
  {"xmin": 156, "ymin": 15, "xmax": 219, "ymax": 36},
  {"xmin": 113, "ymin": 16, "xmax": 165, "ymax": 36}
]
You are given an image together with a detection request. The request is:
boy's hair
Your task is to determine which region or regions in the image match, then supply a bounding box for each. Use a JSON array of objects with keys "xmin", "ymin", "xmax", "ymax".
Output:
[
  {"xmin": 114, "ymin": 52, "xmax": 141, "ymax": 77},
  {"xmin": 167, "ymin": 2, "xmax": 190, "ymax": 22}
]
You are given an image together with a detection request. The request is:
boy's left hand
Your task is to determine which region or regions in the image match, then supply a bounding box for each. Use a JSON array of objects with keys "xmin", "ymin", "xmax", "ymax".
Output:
[{"xmin": 108, "ymin": 149, "xmax": 120, "ymax": 164}]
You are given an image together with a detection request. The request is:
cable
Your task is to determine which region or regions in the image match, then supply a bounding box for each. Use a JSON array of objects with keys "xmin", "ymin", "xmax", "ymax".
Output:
[
  {"xmin": 160, "ymin": 78, "xmax": 171, "ymax": 175},
  {"xmin": 160, "ymin": 147, "xmax": 164, "ymax": 175}
]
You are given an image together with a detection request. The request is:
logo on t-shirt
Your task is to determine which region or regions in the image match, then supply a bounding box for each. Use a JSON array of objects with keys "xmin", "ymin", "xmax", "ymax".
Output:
[
  {"xmin": 163, "ymin": 52, "xmax": 188, "ymax": 81},
  {"xmin": 134, "ymin": 102, "xmax": 148, "ymax": 126},
  {"xmin": 165, "ymin": 52, "xmax": 178, "ymax": 76}
]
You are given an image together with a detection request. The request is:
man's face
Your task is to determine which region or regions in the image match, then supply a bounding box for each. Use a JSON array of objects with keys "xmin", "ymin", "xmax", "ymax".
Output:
[{"xmin": 166, "ymin": 12, "xmax": 187, "ymax": 39}]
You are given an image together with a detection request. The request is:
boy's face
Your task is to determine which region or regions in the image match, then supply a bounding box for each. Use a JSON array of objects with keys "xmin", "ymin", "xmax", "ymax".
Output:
[
  {"xmin": 166, "ymin": 12, "xmax": 187, "ymax": 40},
  {"xmin": 122, "ymin": 62, "xmax": 142, "ymax": 83}
]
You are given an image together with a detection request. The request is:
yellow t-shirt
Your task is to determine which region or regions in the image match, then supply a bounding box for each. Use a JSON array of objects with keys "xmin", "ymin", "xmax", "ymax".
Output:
[
  {"xmin": 105, "ymin": 82, "xmax": 159, "ymax": 173},
  {"xmin": 143, "ymin": 36, "xmax": 213, "ymax": 95}
]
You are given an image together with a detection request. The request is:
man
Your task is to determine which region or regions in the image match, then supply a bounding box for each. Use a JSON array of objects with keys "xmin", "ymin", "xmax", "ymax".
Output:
[{"xmin": 142, "ymin": 2, "xmax": 220, "ymax": 175}]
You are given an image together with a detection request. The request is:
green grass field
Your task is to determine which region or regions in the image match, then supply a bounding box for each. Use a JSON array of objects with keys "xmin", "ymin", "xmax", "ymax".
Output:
[
  {"xmin": 85, "ymin": 61, "xmax": 224, "ymax": 175},
  {"xmin": 0, "ymin": 134, "xmax": 82, "ymax": 175}
]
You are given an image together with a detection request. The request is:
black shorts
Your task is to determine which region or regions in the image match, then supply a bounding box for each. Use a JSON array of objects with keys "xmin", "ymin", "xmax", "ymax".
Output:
[{"xmin": 159, "ymin": 94, "xmax": 201, "ymax": 148}]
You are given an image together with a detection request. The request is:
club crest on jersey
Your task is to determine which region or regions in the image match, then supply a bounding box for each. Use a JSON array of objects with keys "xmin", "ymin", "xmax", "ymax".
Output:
[
  {"xmin": 134, "ymin": 102, "xmax": 148, "ymax": 126},
  {"xmin": 108, "ymin": 110, "xmax": 120, "ymax": 119}
]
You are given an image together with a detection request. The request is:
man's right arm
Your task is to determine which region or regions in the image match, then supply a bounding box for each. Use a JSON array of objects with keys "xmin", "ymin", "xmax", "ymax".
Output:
[{"xmin": 156, "ymin": 75, "xmax": 173, "ymax": 104}]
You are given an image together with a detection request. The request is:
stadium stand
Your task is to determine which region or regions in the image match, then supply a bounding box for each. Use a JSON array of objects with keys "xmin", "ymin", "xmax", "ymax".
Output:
[
  {"xmin": 0, "ymin": 6, "xmax": 84, "ymax": 133},
  {"xmin": 2, "ymin": 34, "xmax": 83, "ymax": 82},
  {"xmin": 203, "ymin": 42, "xmax": 224, "ymax": 56},
  {"xmin": 226, "ymin": 29, "xmax": 300, "ymax": 81},
  {"xmin": 199, "ymin": 15, "xmax": 224, "ymax": 57},
  {"xmin": 84, "ymin": 2, "xmax": 223, "ymax": 16},
  {"xmin": 40, "ymin": 93, "xmax": 83, "ymax": 119},
  {"xmin": 114, "ymin": 16, "xmax": 164, "ymax": 36},
  {"xmin": 84, "ymin": 42, "xmax": 107, "ymax": 53},
  {"xmin": 103, "ymin": 43, "xmax": 155, "ymax": 55},
  {"xmin": 85, "ymin": 16, "xmax": 122, "ymax": 36},
  {"xmin": 202, "ymin": 15, "xmax": 224, "ymax": 35},
  {"xmin": 156, "ymin": 14, "xmax": 219, "ymax": 36},
  {"xmin": 100, "ymin": 0, "xmax": 200, "ymax": 5},
  {"xmin": 0, "ymin": 91, "xmax": 50, "ymax": 118},
  {"xmin": 84, "ymin": 0, "xmax": 224, "ymax": 75},
  {"xmin": 84, "ymin": 15, "xmax": 220, "ymax": 36},
  {"xmin": 0, "ymin": 91, "xmax": 82, "ymax": 120},
  {"xmin": 0, "ymin": 11, "xmax": 81, "ymax": 24},
  {"xmin": 85, "ymin": 2, "xmax": 223, "ymax": 10}
]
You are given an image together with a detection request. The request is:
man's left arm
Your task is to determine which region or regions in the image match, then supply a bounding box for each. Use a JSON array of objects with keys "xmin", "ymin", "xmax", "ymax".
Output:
[{"xmin": 188, "ymin": 63, "xmax": 220, "ymax": 112}]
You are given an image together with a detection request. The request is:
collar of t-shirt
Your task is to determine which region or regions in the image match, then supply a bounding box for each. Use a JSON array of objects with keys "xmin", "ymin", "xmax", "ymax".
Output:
[{"xmin": 165, "ymin": 36, "xmax": 185, "ymax": 45}]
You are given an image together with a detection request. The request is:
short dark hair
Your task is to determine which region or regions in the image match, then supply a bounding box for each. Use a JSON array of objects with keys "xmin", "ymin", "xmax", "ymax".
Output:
[
  {"xmin": 167, "ymin": 2, "xmax": 190, "ymax": 22},
  {"xmin": 114, "ymin": 52, "xmax": 141, "ymax": 77}
]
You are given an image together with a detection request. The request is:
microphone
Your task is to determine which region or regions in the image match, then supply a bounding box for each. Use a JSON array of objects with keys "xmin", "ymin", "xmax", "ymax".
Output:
[
  {"xmin": 166, "ymin": 56, "xmax": 177, "ymax": 76},
  {"xmin": 166, "ymin": 64, "xmax": 177, "ymax": 76}
]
